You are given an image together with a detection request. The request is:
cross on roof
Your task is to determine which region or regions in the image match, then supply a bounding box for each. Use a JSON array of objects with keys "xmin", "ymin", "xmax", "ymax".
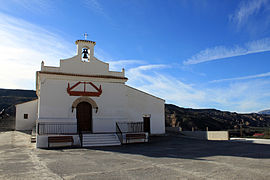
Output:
[{"xmin": 84, "ymin": 33, "xmax": 88, "ymax": 40}]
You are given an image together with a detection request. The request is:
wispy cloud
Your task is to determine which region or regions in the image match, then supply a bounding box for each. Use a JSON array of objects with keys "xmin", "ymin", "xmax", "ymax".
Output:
[
  {"xmin": 183, "ymin": 37, "xmax": 270, "ymax": 65},
  {"xmin": 83, "ymin": 0, "xmax": 110, "ymax": 20},
  {"xmin": 126, "ymin": 64, "xmax": 270, "ymax": 113},
  {"xmin": 0, "ymin": 9, "xmax": 268, "ymax": 113},
  {"xmin": 84, "ymin": 0, "xmax": 105, "ymax": 15},
  {"xmin": 210, "ymin": 72, "xmax": 270, "ymax": 83},
  {"xmin": 126, "ymin": 64, "xmax": 206, "ymax": 108},
  {"xmin": 0, "ymin": 11, "xmax": 268, "ymax": 113},
  {"xmin": 230, "ymin": 0, "xmax": 268, "ymax": 28},
  {"xmin": 107, "ymin": 60, "xmax": 145, "ymax": 71},
  {"xmin": 0, "ymin": 0, "xmax": 55, "ymax": 14},
  {"xmin": 83, "ymin": 0, "xmax": 118, "ymax": 28},
  {"xmin": 94, "ymin": 47, "xmax": 146, "ymax": 71},
  {"xmin": 128, "ymin": 64, "xmax": 168, "ymax": 72},
  {"xmin": 0, "ymin": 12, "xmax": 74, "ymax": 89}
]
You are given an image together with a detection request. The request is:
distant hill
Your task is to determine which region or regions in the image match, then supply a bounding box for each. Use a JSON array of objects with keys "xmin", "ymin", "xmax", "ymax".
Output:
[
  {"xmin": 258, "ymin": 109, "xmax": 270, "ymax": 115},
  {"xmin": 165, "ymin": 104, "xmax": 270, "ymax": 131},
  {"xmin": 0, "ymin": 88, "xmax": 37, "ymax": 117}
]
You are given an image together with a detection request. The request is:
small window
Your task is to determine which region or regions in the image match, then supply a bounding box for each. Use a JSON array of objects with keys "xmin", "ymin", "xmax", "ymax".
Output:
[{"xmin": 24, "ymin": 114, "xmax": 28, "ymax": 119}]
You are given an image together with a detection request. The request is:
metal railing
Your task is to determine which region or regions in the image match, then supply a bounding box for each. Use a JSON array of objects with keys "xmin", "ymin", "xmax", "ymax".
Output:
[
  {"xmin": 116, "ymin": 123, "xmax": 123, "ymax": 143},
  {"xmin": 37, "ymin": 122, "xmax": 77, "ymax": 135},
  {"xmin": 116, "ymin": 122, "xmax": 147, "ymax": 144},
  {"xmin": 116, "ymin": 122, "xmax": 144, "ymax": 133}
]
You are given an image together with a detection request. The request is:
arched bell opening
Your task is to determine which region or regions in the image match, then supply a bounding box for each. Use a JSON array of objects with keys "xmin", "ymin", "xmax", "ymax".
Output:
[{"xmin": 81, "ymin": 47, "xmax": 90, "ymax": 62}]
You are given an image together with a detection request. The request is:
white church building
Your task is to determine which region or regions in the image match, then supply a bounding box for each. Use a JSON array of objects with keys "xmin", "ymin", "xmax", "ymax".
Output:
[{"xmin": 15, "ymin": 39, "xmax": 165, "ymax": 148}]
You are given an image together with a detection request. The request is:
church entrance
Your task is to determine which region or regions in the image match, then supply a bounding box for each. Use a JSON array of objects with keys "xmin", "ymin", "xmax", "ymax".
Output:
[{"xmin": 76, "ymin": 102, "xmax": 92, "ymax": 133}]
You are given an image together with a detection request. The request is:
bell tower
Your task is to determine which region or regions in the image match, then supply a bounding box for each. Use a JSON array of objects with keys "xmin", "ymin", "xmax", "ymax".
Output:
[{"xmin": 75, "ymin": 37, "xmax": 96, "ymax": 62}]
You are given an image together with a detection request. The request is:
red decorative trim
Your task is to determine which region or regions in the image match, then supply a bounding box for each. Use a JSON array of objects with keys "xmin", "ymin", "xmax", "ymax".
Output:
[
  {"xmin": 38, "ymin": 71, "xmax": 128, "ymax": 80},
  {"xmin": 67, "ymin": 81, "xmax": 102, "ymax": 97}
]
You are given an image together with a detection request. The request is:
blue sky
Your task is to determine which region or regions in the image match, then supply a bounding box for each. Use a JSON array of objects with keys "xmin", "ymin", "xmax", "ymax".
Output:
[{"xmin": 0, "ymin": 0, "xmax": 270, "ymax": 113}]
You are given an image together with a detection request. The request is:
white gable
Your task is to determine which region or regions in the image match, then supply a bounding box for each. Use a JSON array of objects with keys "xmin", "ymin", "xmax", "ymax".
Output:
[{"xmin": 41, "ymin": 40, "xmax": 125, "ymax": 78}]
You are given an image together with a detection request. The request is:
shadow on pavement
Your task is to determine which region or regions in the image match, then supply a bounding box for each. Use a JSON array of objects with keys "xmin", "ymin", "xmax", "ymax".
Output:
[{"xmin": 87, "ymin": 134, "xmax": 270, "ymax": 160}]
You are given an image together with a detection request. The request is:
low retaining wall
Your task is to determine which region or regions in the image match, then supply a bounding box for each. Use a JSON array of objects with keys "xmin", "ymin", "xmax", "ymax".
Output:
[
  {"xmin": 207, "ymin": 131, "xmax": 229, "ymax": 140},
  {"xmin": 166, "ymin": 127, "xmax": 229, "ymax": 140}
]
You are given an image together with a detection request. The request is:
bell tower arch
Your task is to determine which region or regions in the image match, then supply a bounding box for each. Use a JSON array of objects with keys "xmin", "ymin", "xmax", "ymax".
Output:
[{"xmin": 75, "ymin": 39, "xmax": 96, "ymax": 61}]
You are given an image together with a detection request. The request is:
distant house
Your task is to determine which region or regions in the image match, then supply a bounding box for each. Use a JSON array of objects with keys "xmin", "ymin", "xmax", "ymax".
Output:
[{"xmin": 16, "ymin": 39, "xmax": 165, "ymax": 148}]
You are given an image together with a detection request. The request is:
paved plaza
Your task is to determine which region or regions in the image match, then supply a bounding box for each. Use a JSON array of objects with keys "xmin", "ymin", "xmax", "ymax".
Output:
[{"xmin": 1, "ymin": 131, "xmax": 270, "ymax": 180}]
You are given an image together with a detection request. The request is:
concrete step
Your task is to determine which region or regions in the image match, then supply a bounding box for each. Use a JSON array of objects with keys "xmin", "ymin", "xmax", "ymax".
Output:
[
  {"xmin": 83, "ymin": 142, "xmax": 121, "ymax": 147},
  {"xmin": 83, "ymin": 139, "xmax": 120, "ymax": 144},
  {"xmin": 31, "ymin": 126, "xmax": 36, "ymax": 143},
  {"xmin": 83, "ymin": 141, "xmax": 120, "ymax": 145},
  {"xmin": 83, "ymin": 134, "xmax": 116, "ymax": 137},
  {"xmin": 83, "ymin": 138, "xmax": 119, "ymax": 142},
  {"xmin": 31, "ymin": 136, "xmax": 36, "ymax": 143},
  {"xmin": 82, "ymin": 133, "xmax": 121, "ymax": 147},
  {"xmin": 83, "ymin": 137, "xmax": 118, "ymax": 141}
]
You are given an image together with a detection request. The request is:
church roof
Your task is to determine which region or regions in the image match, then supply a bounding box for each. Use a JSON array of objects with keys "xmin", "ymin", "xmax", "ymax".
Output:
[{"xmin": 75, "ymin": 39, "xmax": 96, "ymax": 45}]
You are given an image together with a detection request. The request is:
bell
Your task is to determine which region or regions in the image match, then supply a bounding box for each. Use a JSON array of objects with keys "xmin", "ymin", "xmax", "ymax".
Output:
[{"xmin": 82, "ymin": 48, "xmax": 88, "ymax": 59}]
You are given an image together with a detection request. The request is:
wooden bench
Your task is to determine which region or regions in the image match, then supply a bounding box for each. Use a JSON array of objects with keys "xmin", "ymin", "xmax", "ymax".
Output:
[
  {"xmin": 48, "ymin": 136, "xmax": 74, "ymax": 148},
  {"xmin": 126, "ymin": 133, "xmax": 147, "ymax": 143}
]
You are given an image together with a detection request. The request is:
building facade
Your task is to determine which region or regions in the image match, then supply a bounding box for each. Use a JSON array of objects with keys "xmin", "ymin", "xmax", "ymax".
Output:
[{"xmin": 16, "ymin": 39, "xmax": 165, "ymax": 148}]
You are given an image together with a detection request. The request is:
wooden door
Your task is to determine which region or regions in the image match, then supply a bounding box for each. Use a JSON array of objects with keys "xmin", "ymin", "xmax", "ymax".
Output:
[
  {"xmin": 143, "ymin": 117, "xmax": 150, "ymax": 134},
  {"xmin": 76, "ymin": 102, "xmax": 92, "ymax": 132}
]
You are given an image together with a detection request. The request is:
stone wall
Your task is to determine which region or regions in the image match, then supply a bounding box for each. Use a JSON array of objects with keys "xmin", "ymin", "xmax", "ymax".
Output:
[{"xmin": 0, "ymin": 116, "xmax": 15, "ymax": 131}]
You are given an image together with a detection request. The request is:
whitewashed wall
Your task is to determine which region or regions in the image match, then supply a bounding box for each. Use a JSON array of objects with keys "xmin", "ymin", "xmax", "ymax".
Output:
[
  {"xmin": 37, "ymin": 76, "xmax": 165, "ymax": 134},
  {"xmin": 126, "ymin": 86, "xmax": 165, "ymax": 134},
  {"xmin": 38, "ymin": 77, "xmax": 129, "ymax": 133},
  {"xmin": 15, "ymin": 99, "xmax": 38, "ymax": 130}
]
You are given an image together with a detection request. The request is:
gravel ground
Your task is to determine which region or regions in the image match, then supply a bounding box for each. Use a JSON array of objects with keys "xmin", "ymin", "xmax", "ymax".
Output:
[{"xmin": 1, "ymin": 131, "xmax": 270, "ymax": 180}]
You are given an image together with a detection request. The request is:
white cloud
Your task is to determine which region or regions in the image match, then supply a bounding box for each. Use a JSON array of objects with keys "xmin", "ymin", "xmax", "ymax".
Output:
[
  {"xmin": 183, "ymin": 37, "xmax": 270, "ymax": 65},
  {"xmin": 206, "ymin": 80, "xmax": 270, "ymax": 113},
  {"xmin": 0, "ymin": 13, "xmax": 74, "ymax": 89},
  {"xmin": 230, "ymin": 0, "xmax": 268, "ymax": 28},
  {"xmin": 210, "ymin": 72, "xmax": 270, "ymax": 83},
  {"xmin": 126, "ymin": 64, "xmax": 206, "ymax": 108}
]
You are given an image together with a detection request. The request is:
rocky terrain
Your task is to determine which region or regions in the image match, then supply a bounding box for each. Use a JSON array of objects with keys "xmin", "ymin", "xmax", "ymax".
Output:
[{"xmin": 166, "ymin": 104, "xmax": 270, "ymax": 131}]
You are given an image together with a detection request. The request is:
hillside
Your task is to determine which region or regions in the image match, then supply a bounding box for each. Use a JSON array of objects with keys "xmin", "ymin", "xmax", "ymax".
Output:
[
  {"xmin": 0, "ymin": 88, "xmax": 37, "ymax": 117},
  {"xmin": 166, "ymin": 104, "xmax": 270, "ymax": 131},
  {"xmin": 258, "ymin": 109, "xmax": 270, "ymax": 115}
]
